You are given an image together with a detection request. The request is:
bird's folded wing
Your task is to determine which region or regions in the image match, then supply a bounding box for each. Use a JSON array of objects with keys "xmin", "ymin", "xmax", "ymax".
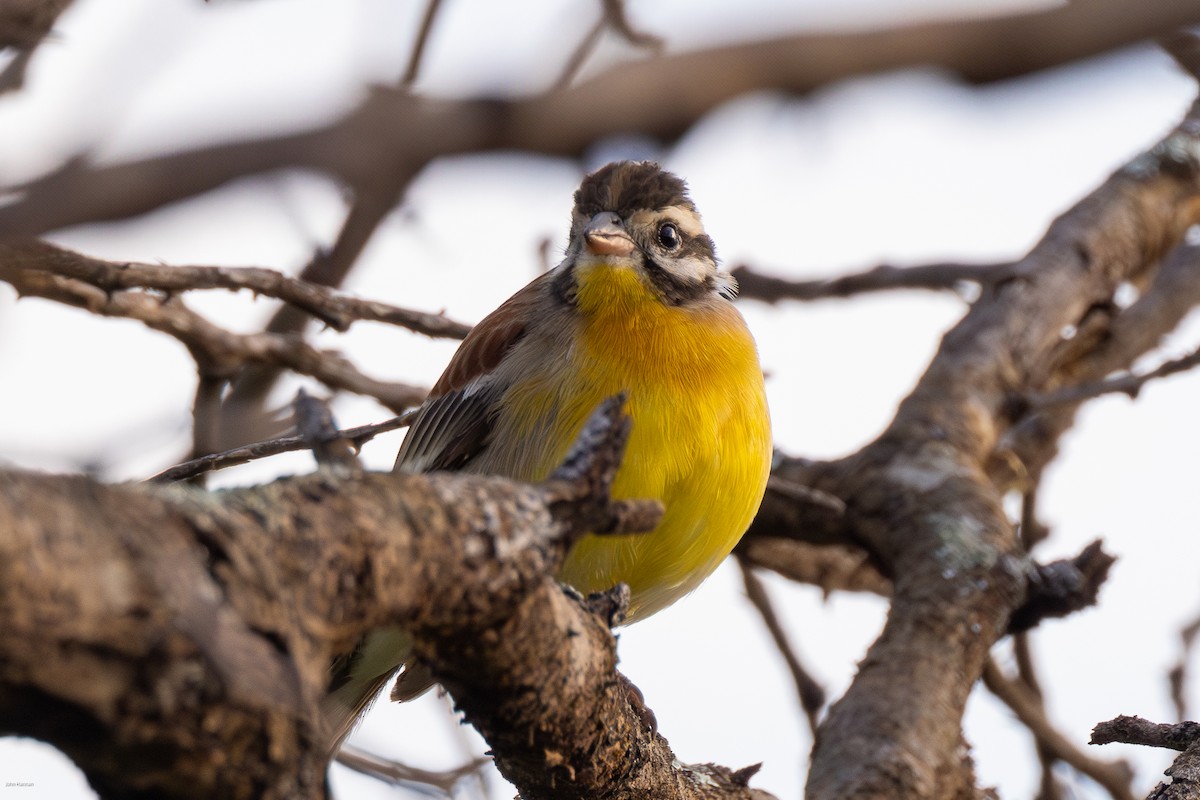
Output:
[{"xmin": 394, "ymin": 270, "xmax": 553, "ymax": 473}]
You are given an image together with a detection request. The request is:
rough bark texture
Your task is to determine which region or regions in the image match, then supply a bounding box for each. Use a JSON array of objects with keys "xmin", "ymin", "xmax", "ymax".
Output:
[
  {"xmin": 733, "ymin": 82, "xmax": 1200, "ymax": 800},
  {"xmin": 0, "ymin": 403, "xmax": 771, "ymax": 799}
]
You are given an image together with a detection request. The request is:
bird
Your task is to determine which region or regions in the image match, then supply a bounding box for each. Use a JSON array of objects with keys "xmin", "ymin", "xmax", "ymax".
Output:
[{"xmin": 324, "ymin": 160, "xmax": 771, "ymax": 748}]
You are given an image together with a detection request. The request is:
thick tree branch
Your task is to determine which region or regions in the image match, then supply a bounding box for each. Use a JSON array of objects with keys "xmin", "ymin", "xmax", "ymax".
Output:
[
  {"xmin": 0, "ymin": 400, "xmax": 775, "ymax": 799},
  {"xmin": 2, "ymin": 0, "xmax": 1199, "ymax": 239},
  {"xmin": 735, "ymin": 46, "xmax": 1200, "ymax": 799}
]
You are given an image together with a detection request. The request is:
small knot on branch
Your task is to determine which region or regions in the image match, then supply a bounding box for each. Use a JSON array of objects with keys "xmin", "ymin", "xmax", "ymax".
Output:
[
  {"xmin": 583, "ymin": 582, "xmax": 630, "ymax": 628},
  {"xmin": 1008, "ymin": 539, "xmax": 1115, "ymax": 632}
]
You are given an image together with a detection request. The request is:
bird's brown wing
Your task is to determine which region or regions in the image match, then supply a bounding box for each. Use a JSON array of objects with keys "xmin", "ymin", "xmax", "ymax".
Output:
[{"xmin": 393, "ymin": 270, "xmax": 553, "ymax": 473}]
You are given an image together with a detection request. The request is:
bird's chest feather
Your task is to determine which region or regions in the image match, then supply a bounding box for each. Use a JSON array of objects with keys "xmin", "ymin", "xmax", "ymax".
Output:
[{"xmin": 487, "ymin": 263, "xmax": 770, "ymax": 619}]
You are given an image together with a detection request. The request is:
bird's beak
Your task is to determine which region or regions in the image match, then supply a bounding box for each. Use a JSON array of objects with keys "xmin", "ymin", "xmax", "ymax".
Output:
[{"xmin": 583, "ymin": 213, "xmax": 636, "ymax": 257}]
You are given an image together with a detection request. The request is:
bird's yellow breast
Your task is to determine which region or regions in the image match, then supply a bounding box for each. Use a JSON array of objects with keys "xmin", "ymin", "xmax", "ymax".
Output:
[{"xmin": 490, "ymin": 263, "xmax": 771, "ymax": 621}]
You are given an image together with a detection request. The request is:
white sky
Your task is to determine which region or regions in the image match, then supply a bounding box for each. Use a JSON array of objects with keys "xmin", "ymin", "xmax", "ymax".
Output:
[{"xmin": 1, "ymin": 1, "xmax": 1198, "ymax": 798}]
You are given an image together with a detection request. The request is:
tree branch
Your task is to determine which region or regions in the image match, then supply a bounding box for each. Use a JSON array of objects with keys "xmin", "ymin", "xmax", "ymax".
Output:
[
  {"xmin": 0, "ymin": 0, "xmax": 74, "ymax": 93},
  {"xmin": 983, "ymin": 660, "xmax": 1135, "ymax": 800},
  {"xmin": 743, "ymin": 42, "xmax": 1200, "ymax": 798},
  {"xmin": 0, "ymin": 399, "xmax": 777, "ymax": 799},
  {"xmin": 3, "ymin": 0, "xmax": 1199, "ymax": 239},
  {"xmin": 0, "ymin": 247, "xmax": 427, "ymax": 412},
  {"xmin": 0, "ymin": 239, "xmax": 471, "ymax": 339},
  {"xmin": 146, "ymin": 412, "xmax": 414, "ymax": 484},
  {"xmin": 738, "ymin": 559, "xmax": 824, "ymax": 736},
  {"xmin": 402, "ymin": 0, "xmax": 444, "ymax": 87},
  {"xmin": 732, "ymin": 260, "xmax": 1011, "ymax": 304},
  {"xmin": 1092, "ymin": 716, "xmax": 1200, "ymax": 800}
]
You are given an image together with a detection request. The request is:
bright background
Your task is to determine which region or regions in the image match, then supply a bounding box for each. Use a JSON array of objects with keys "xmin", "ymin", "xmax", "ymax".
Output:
[{"xmin": 1, "ymin": 1, "xmax": 1198, "ymax": 798}]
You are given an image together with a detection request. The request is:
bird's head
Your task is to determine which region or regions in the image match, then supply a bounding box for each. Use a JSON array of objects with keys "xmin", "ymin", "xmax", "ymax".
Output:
[{"xmin": 557, "ymin": 161, "xmax": 737, "ymax": 310}]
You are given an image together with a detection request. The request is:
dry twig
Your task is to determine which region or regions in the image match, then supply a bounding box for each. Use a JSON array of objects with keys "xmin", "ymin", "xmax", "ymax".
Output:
[
  {"xmin": 0, "ymin": 252, "xmax": 427, "ymax": 412},
  {"xmin": 0, "ymin": 239, "xmax": 471, "ymax": 338},
  {"xmin": 732, "ymin": 260, "xmax": 1012, "ymax": 303},
  {"xmin": 983, "ymin": 660, "xmax": 1135, "ymax": 800},
  {"xmin": 558, "ymin": 0, "xmax": 664, "ymax": 88},
  {"xmin": 4, "ymin": 0, "xmax": 1199, "ymax": 239},
  {"xmin": 1169, "ymin": 614, "xmax": 1200, "ymax": 721},
  {"xmin": 146, "ymin": 412, "xmax": 413, "ymax": 484},
  {"xmin": 738, "ymin": 559, "xmax": 824, "ymax": 736},
  {"xmin": 1030, "ymin": 346, "xmax": 1200, "ymax": 409},
  {"xmin": 402, "ymin": 0, "xmax": 445, "ymax": 87},
  {"xmin": 335, "ymin": 744, "xmax": 487, "ymax": 796}
]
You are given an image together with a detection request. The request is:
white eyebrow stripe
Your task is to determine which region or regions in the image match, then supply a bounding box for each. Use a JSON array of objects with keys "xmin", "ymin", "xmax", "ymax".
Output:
[{"xmin": 630, "ymin": 206, "xmax": 705, "ymax": 237}]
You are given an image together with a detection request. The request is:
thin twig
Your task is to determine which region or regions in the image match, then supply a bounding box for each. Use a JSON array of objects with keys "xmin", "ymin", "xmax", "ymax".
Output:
[
  {"xmin": 732, "ymin": 260, "xmax": 1013, "ymax": 304},
  {"xmin": 557, "ymin": 0, "xmax": 664, "ymax": 88},
  {"xmin": 402, "ymin": 0, "xmax": 444, "ymax": 87},
  {"xmin": 1031, "ymin": 346, "xmax": 1200, "ymax": 409},
  {"xmin": 336, "ymin": 743, "xmax": 489, "ymax": 796},
  {"xmin": 146, "ymin": 412, "xmax": 414, "ymax": 484},
  {"xmin": 0, "ymin": 0, "xmax": 74, "ymax": 93},
  {"xmin": 1013, "ymin": 633, "xmax": 1061, "ymax": 800},
  {"xmin": 221, "ymin": 188, "xmax": 414, "ymax": 439},
  {"xmin": 1169, "ymin": 613, "xmax": 1200, "ymax": 721},
  {"xmin": 983, "ymin": 659, "xmax": 1136, "ymax": 800},
  {"xmin": 738, "ymin": 557, "xmax": 824, "ymax": 736},
  {"xmin": 600, "ymin": 0, "xmax": 663, "ymax": 48}
]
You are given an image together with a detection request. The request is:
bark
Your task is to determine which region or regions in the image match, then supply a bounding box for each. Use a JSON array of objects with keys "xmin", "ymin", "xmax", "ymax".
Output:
[
  {"xmin": 0, "ymin": 401, "xmax": 771, "ymax": 799},
  {"xmin": 732, "ymin": 58, "xmax": 1200, "ymax": 800}
]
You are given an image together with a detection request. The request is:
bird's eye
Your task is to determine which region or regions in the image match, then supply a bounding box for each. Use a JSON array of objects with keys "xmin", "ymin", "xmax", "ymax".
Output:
[{"xmin": 657, "ymin": 222, "xmax": 681, "ymax": 250}]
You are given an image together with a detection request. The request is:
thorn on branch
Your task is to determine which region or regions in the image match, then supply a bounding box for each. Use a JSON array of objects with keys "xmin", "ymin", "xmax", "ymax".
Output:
[
  {"xmin": 766, "ymin": 475, "xmax": 846, "ymax": 516},
  {"xmin": 1008, "ymin": 540, "xmax": 1115, "ymax": 633}
]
